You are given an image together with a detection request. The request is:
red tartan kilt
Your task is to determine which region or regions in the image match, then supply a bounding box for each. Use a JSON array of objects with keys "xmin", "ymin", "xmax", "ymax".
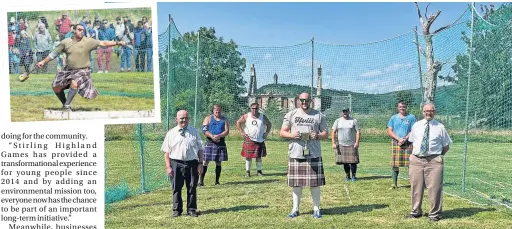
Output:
[{"xmin": 240, "ymin": 137, "xmax": 267, "ymax": 158}]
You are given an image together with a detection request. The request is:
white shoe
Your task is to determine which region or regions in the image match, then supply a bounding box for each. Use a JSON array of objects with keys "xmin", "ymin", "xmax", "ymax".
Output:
[
  {"xmin": 104, "ymin": 70, "xmax": 108, "ymax": 73},
  {"xmin": 97, "ymin": 71, "xmax": 103, "ymax": 73}
]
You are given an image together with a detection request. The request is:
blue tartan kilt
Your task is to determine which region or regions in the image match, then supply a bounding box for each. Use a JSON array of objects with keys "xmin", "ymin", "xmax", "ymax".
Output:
[{"xmin": 204, "ymin": 141, "xmax": 228, "ymax": 162}]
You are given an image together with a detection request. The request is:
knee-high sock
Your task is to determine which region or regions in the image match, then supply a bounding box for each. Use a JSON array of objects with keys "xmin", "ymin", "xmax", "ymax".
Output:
[
  {"xmin": 215, "ymin": 165, "xmax": 221, "ymax": 183},
  {"xmin": 343, "ymin": 164, "xmax": 351, "ymax": 177},
  {"xmin": 292, "ymin": 187, "xmax": 303, "ymax": 213},
  {"xmin": 64, "ymin": 88, "xmax": 78, "ymax": 106},
  {"xmin": 245, "ymin": 158, "xmax": 252, "ymax": 171},
  {"xmin": 311, "ymin": 187, "xmax": 321, "ymax": 212},
  {"xmin": 351, "ymin": 164, "xmax": 357, "ymax": 177},
  {"xmin": 256, "ymin": 161, "xmax": 262, "ymax": 171},
  {"xmin": 392, "ymin": 168, "xmax": 399, "ymax": 186},
  {"xmin": 54, "ymin": 90, "xmax": 66, "ymax": 105},
  {"xmin": 200, "ymin": 166, "xmax": 208, "ymax": 183}
]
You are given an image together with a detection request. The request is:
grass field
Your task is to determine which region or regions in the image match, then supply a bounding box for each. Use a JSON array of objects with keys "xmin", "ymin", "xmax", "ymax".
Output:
[
  {"xmin": 105, "ymin": 140, "xmax": 512, "ymax": 229},
  {"xmin": 9, "ymin": 72, "xmax": 155, "ymax": 122}
]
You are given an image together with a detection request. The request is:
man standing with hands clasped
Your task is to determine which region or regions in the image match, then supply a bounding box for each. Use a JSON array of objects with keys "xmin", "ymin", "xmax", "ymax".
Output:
[
  {"xmin": 162, "ymin": 110, "xmax": 204, "ymax": 218},
  {"xmin": 407, "ymin": 103, "xmax": 452, "ymax": 222},
  {"xmin": 280, "ymin": 93, "xmax": 328, "ymax": 219}
]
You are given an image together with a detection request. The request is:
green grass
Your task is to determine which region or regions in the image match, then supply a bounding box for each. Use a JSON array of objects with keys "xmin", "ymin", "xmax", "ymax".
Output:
[
  {"xmin": 105, "ymin": 141, "xmax": 512, "ymax": 228},
  {"xmin": 9, "ymin": 72, "xmax": 154, "ymax": 122}
]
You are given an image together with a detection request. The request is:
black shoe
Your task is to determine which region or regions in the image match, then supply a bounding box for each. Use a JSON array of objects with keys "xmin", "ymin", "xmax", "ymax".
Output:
[
  {"xmin": 198, "ymin": 181, "xmax": 204, "ymax": 186},
  {"xmin": 257, "ymin": 170, "xmax": 264, "ymax": 176},
  {"xmin": 429, "ymin": 216, "xmax": 441, "ymax": 222},
  {"xmin": 187, "ymin": 211, "xmax": 199, "ymax": 217},
  {"xmin": 245, "ymin": 171, "xmax": 251, "ymax": 177},
  {"xmin": 215, "ymin": 181, "xmax": 220, "ymax": 185},
  {"xmin": 172, "ymin": 211, "xmax": 181, "ymax": 218},
  {"xmin": 406, "ymin": 214, "xmax": 421, "ymax": 219}
]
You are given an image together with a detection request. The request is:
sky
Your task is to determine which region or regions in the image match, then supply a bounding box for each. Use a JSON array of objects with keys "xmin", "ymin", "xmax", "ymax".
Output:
[{"xmin": 156, "ymin": 2, "xmax": 499, "ymax": 94}]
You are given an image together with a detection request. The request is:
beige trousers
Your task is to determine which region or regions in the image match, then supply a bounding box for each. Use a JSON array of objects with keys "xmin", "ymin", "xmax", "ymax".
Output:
[{"xmin": 409, "ymin": 154, "xmax": 444, "ymax": 218}]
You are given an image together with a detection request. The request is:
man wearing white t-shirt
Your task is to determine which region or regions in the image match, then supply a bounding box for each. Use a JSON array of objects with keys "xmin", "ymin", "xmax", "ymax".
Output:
[
  {"xmin": 236, "ymin": 102, "xmax": 272, "ymax": 177},
  {"xmin": 407, "ymin": 103, "xmax": 452, "ymax": 222}
]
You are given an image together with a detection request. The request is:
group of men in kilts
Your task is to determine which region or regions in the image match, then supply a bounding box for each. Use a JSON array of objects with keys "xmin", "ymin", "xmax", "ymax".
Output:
[
  {"xmin": 35, "ymin": 23, "xmax": 126, "ymax": 110},
  {"xmin": 170, "ymin": 92, "xmax": 419, "ymax": 219}
]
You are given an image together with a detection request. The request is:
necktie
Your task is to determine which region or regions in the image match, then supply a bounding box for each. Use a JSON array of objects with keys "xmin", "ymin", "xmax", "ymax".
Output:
[
  {"xmin": 420, "ymin": 121, "xmax": 430, "ymax": 155},
  {"xmin": 179, "ymin": 127, "xmax": 187, "ymax": 137}
]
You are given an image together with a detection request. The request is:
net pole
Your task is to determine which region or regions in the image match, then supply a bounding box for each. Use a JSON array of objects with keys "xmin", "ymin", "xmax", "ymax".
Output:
[
  {"xmin": 193, "ymin": 31, "xmax": 200, "ymax": 128},
  {"xmin": 137, "ymin": 123, "xmax": 146, "ymax": 193},
  {"xmin": 166, "ymin": 15, "xmax": 172, "ymax": 130},
  {"xmin": 462, "ymin": 3, "xmax": 475, "ymax": 193},
  {"xmin": 311, "ymin": 37, "xmax": 314, "ymax": 96},
  {"xmin": 414, "ymin": 26, "xmax": 424, "ymax": 110}
]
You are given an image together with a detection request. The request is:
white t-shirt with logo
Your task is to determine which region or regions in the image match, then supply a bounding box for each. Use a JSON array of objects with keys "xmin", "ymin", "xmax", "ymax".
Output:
[
  {"xmin": 282, "ymin": 108, "xmax": 328, "ymax": 159},
  {"xmin": 243, "ymin": 112, "xmax": 265, "ymax": 143}
]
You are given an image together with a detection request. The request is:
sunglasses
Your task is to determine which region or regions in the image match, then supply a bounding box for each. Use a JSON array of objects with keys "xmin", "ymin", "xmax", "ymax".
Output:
[
  {"xmin": 299, "ymin": 99, "xmax": 310, "ymax": 103},
  {"xmin": 77, "ymin": 28, "xmax": 84, "ymax": 31},
  {"xmin": 423, "ymin": 110, "xmax": 435, "ymax": 113},
  {"xmin": 251, "ymin": 108, "xmax": 258, "ymax": 110},
  {"xmin": 179, "ymin": 117, "xmax": 189, "ymax": 120}
]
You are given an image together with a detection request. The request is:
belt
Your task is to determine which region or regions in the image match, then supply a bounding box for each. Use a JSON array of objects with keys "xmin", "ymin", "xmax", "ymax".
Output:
[{"xmin": 414, "ymin": 154, "xmax": 439, "ymax": 159}]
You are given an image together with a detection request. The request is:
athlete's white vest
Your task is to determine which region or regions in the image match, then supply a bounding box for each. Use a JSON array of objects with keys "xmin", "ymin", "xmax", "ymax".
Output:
[{"xmin": 243, "ymin": 112, "xmax": 265, "ymax": 143}]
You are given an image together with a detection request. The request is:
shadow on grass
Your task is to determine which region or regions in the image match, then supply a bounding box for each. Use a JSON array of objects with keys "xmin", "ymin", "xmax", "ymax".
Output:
[
  {"xmin": 201, "ymin": 205, "xmax": 269, "ymax": 215},
  {"xmin": 44, "ymin": 107, "xmax": 102, "ymax": 112},
  {"xmin": 442, "ymin": 207, "xmax": 496, "ymax": 219},
  {"xmin": 261, "ymin": 172, "xmax": 288, "ymax": 177},
  {"xmin": 322, "ymin": 204, "xmax": 388, "ymax": 215},
  {"xmin": 112, "ymin": 200, "xmax": 170, "ymax": 211},
  {"xmin": 356, "ymin": 175, "xmax": 391, "ymax": 180},
  {"xmin": 224, "ymin": 179, "xmax": 281, "ymax": 185}
]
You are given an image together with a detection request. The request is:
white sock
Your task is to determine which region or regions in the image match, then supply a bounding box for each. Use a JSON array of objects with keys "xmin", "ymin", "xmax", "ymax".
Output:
[
  {"xmin": 256, "ymin": 161, "xmax": 262, "ymax": 171},
  {"xmin": 245, "ymin": 158, "xmax": 252, "ymax": 171},
  {"xmin": 311, "ymin": 187, "xmax": 321, "ymax": 212},
  {"xmin": 292, "ymin": 187, "xmax": 303, "ymax": 212}
]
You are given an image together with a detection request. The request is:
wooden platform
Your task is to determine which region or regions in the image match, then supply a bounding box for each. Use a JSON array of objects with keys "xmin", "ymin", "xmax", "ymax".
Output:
[{"xmin": 44, "ymin": 109, "xmax": 156, "ymax": 120}]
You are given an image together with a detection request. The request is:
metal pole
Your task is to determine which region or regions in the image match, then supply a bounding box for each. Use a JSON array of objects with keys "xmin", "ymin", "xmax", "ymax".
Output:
[
  {"xmin": 194, "ymin": 31, "xmax": 200, "ymax": 128},
  {"xmin": 311, "ymin": 37, "xmax": 314, "ymax": 96},
  {"xmin": 349, "ymin": 94, "xmax": 352, "ymax": 113},
  {"xmin": 166, "ymin": 15, "xmax": 172, "ymax": 131},
  {"xmin": 414, "ymin": 26, "xmax": 423, "ymax": 110},
  {"xmin": 137, "ymin": 124, "xmax": 146, "ymax": 193},
  {"xmin": 462, "ymin": 3, "xmax": 476, "ymax": 193}
]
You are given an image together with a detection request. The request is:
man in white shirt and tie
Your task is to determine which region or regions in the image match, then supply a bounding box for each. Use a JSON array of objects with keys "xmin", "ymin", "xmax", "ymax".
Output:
[
  {"xmin": 162, "ymin": 109, "xmax": 204, "ymax": 218},
  {"xmin": 407, "ymin": 103, "xmax": 452, "ymax": 222}
]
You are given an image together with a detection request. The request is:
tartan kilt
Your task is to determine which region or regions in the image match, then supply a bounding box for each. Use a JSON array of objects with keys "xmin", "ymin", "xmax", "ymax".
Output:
[
  {"xmin": 52, "ymin": 68, "xmax": 99, "ymax": 99},
  {"xmin": 240, "ymin": 137, "xmax": 267, "ymax": 158},
  {"xmin": 336, "ymin": 145, "xmax": 359, "ymax": 164},
  {"xmin": 391, "ymin": 139, "xmax": 413, "ymax": 167},
  {"xmin": 287, "ymin": 157, "xmax": 326, "ymax": 187},
  {"xmin": 204, "ymin": 141, "xmax": 228, "ymax": 162}
]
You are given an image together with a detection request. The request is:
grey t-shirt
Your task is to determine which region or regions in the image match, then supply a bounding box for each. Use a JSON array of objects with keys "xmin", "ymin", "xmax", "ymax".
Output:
[
  {"xmin": 282, "ymin": 108, "xmax": 328, "ymax": 159},
  {"xmin": 332, "ymin": 117, "xmax": 360, "ymax": 146}
]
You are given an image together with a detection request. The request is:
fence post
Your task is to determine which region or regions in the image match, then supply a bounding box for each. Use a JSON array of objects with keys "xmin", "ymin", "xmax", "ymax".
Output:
[
  {"xmin": 311, "ymin": 37, "xmax": 314, "ymax": 96},
  {"xmin": 166, "ymin": 15, "xmax": 172, "ymax": 131},
  {"xmin": 137, "ymin": 123, "xmax": 147, "ymax": 193},
  {"xmin": 193, "ymin": 31, "xmax": 200, "ymax": 128},
  {"xmin": 462, "ymin": 3, "xmax": 476, "ymax": 193}
]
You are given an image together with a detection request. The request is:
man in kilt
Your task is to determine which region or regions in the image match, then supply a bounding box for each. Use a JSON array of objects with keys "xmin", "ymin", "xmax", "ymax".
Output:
[
  {"xmin": 280, "ymin": 93, "xmax": 328, "ymax": 219},
  {"xmin": 236, "ymin": 102, "xmax": 272, "ymax": 177},
  {"xmin": 331, "ymin": 108, "xmax": 361, "ymax": 182},
  {"xmin": 36, "ymin": 24, "xmax": 126, "ymax": 110},
  {"xmin": 386, "ymin": 101, "xmax": 416, "ymax": 188},
  {"xmin": 199, "ymin": 104, "xmax": 230, "ymax": 186}
]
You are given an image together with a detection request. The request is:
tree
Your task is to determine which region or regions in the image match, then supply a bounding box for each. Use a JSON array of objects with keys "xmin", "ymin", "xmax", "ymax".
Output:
[
  {"xmin": 396, "ymin": 90, "xmax": 415, "ymax": 107},
  {"xmin": 441, "ymin": 3, "xmax": 512, "ymax": 128},
  {"xmin": 169, "ymin": 27, "xmax": 247, "ymax": 120},
  {"xmin": 414, "ymin": 2, "xmax": 452, "ymax": 106}
]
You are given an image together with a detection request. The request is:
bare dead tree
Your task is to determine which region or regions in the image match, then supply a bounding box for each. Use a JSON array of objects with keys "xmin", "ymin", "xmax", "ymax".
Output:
[{"xmin": 414, "ymin": 2, "xmax": 452, "ymax": 105}]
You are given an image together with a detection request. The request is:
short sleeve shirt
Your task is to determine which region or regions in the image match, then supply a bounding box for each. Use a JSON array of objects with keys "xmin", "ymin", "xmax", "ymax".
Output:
[
  {"xmin": 387, "ymin": 114, "xmax": 416, "ymax": 139},
  {"xmin": 282, "ymin": 108, "xmax": 328, "ymax": 159},
  {"xmin": 332, "ymin": 117, "xmax": 360, "ymax": 146},
  {"xmin": 161, "ymin": 125, "xmax": 204, "ymax": 161}
]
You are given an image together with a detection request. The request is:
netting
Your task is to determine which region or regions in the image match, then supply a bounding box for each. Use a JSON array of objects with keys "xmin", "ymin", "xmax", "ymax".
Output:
[
  {"xmin": 105, "ymin": 3, "xmax": 512, "ymax": 210},
  {"xmin": 7, "ymin": 8, "xmax": 154, "ymax": 108}
]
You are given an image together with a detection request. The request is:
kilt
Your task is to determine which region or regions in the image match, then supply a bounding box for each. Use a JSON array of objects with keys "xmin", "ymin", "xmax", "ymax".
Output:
[
  {"xmin": 52, "ymin": 68, "xmax": 99, "ymax": 99},
  {"xmin": 391, "ymin": 139, "xmax": 413, "ymax": 167},
  {"xmin": 287, "ymin": 157, "xmax": 325, "ymax": 187},
  {"xmin": 336, "ymin": 145, "xmax": 359, "ymax": 164},
  {"xmin": 204, "ymin": 141, "xmax": 228, "ymax": 162},
  {"xmin": 240, "ymin": 137, "xmax": 267, "ymax": 158}
]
